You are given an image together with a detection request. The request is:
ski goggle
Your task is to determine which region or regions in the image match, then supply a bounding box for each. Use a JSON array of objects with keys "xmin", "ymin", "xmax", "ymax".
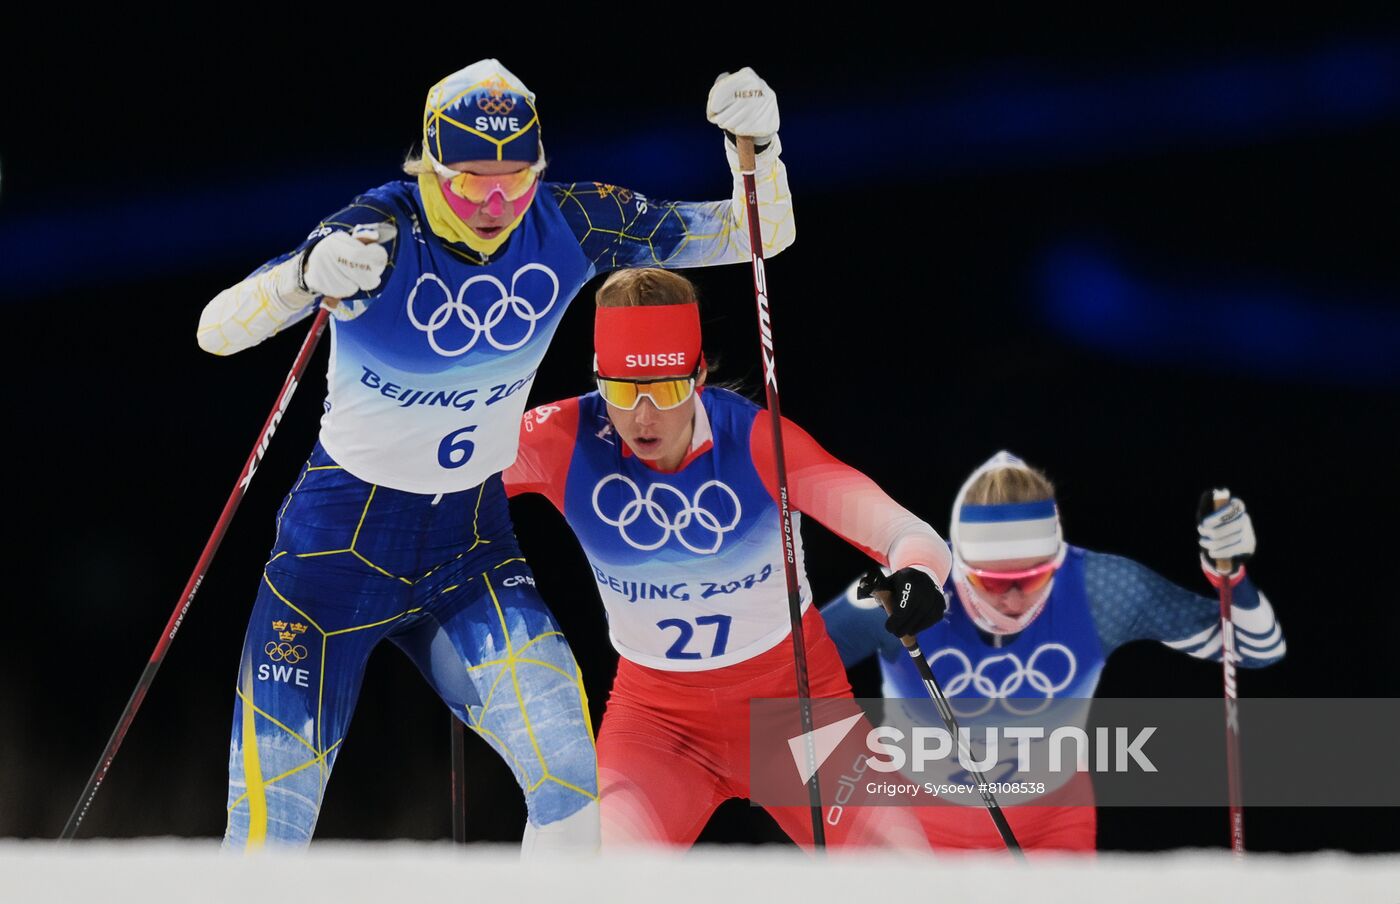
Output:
[
  {"xmin": 595, "ymin": 371, "xmax": 698, "ymax": 411},
  {"xmin": 962, "ymin": 548, "xmax": 1066, "ymax": 595},
  {"xmin": 431, "ymin": 157, "xmax": 538, "ymax": 203},
  {"xmin": 446, "ymin": 168, "xmax": 537, "ymax": 204}
]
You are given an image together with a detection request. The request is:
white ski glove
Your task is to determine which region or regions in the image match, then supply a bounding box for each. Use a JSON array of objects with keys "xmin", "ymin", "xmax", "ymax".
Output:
[
  {"xmin": 1198, "ymin": 492, "xmax": 1256, "ymax": 580},
  {"xmin": 706, "ymin": 67, "xmax": 779, "ymax": 142},
  {"xmin": 299, "ymin": 223, "xmax": 397, "ymax": 299}
]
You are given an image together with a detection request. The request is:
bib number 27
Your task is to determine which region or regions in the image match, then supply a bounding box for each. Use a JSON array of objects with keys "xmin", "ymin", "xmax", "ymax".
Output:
[
  {"xmin": 438, "ymin": 426, "xmax": 478, "ymax": 469},
  {"xmin": 657, "ymin": 614, "xmax": 733, "ymax": 660}
]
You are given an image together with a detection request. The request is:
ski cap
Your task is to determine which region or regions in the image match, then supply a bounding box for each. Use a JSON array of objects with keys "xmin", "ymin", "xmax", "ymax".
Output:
[{"xmin": 424, "ymin": 59, "xmax": 542, "ymax": 165}]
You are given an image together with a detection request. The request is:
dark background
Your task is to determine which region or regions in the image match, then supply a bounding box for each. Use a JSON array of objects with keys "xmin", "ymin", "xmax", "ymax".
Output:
[{"xmin": 3, "ymin": 14, "xmax": 1397, "ymax": 851}]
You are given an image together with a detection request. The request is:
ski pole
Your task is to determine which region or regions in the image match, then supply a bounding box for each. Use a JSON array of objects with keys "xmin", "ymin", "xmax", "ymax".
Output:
[
  {"xmin": 861, "ymin": 572, "xmax": 1025, "ymax": 859},
  {"xmin": 451, "ymin": 717, "xmax": 468, "ymax": 843},
  {"xmin": 62, "ymin": 306, "xmax": 331, "ymax": 839},
  {"xmin": 1209, "ymin": 488, "xmax": 1246, "ymax": 856},
  {"xmin": 737, "ymin": 135, "xmax": 824, "ymax": 849}
]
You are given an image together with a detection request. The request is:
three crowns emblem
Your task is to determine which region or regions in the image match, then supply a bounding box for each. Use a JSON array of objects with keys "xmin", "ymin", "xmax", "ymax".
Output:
[{"xmin": 272, "ymin": 620, "xmax": 308, "ymax": 642}]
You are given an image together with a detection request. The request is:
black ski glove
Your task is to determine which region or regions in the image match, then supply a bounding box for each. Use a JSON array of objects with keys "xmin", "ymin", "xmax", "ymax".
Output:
[{"xmin": 859, "ymin": 568, "xmax": 947, "ymax": 638}]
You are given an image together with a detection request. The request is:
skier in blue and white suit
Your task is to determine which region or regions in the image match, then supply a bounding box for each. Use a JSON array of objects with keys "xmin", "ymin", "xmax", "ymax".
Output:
[
  {"xmin": 821, "ymin": 451, "xmax": 1285, "ymax": 851},
  {"xmin": 196, "ymin": 59, "xmax": 792, "ymax": 852}
]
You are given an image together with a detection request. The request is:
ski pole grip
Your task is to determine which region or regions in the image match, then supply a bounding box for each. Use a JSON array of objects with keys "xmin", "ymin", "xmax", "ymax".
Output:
[
  {"xmin": 1212, "ymin": 488, "xmax": 1233, "ymax": 574},
  {"xmin": 737, "ymin": 136, "xmax": 756, "ymax": 172},
  {"xmin": 320, "ymin": 233, "xmax": 382, "ymax": 310},
  {"xmin": 864, "ymin": 582, "xmax": 920, "ymax": 651}
]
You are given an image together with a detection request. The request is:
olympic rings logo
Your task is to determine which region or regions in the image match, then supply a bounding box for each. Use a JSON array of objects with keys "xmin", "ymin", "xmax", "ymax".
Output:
[
  {"xmin": 406, "ymin": 264, "xmax": 560, "ymax": 358},
  {"xmin": 591, "ymin": 474, "xmax": 742, "ymax": 554},
  {"xmin": 927, "ymin": 644, "xmax": 1077, "ymax": 717},
  {"xmin": 478, "ymin": 96, "xmax": 517, "ymax": 116},
  {"xmin": 264, "ymin": 641, "xmax": 309, "ymax": 664},
  {"xmin": 477, "ymin": 80, "xmax": 517, "ymax": 116}
]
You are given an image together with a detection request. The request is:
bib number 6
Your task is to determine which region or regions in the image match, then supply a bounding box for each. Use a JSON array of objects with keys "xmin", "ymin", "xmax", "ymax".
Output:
[{"xmin": 437, "ymin": 425, "xmax": 478, "ymax": 469}]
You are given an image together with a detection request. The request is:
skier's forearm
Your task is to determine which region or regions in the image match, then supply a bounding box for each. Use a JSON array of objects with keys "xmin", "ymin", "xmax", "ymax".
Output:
[
  {"xmin": 751, "ymin": 411, "xmax": 949, "ymax": 582},
  {"xmin": 722, "ymin": 134, "xmax": 795, "ymax": 260},
  {"xmin": 197, "ymin": 255, "xmax": 315, "ymax": 355}
]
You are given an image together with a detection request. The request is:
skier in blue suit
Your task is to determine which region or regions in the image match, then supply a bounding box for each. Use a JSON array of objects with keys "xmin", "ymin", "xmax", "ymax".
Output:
[{"xmin": 198, "ymin": 59, "xmax": 792, "ymax": 852}]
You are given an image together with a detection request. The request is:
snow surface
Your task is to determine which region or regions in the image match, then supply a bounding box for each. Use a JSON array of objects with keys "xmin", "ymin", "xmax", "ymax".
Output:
[{"xmin": 2, "ymin": 841, "xmax": 1397, "ymax": 904}]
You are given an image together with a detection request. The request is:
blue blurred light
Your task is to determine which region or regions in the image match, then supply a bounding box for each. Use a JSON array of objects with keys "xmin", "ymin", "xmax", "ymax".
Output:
[
  {"xmin": 778, "ymin": 41, "xmax": 1400, "ymax": 179},
  {"xmin": 1038, "ymin": 244, "xmax": 1400, "ymax": 386},
  {"xmin": 0, "ymin": 167, "xmax": 392, "ymax": 299},
  {"xmin": 3, "ymin": 38, "xmax": 1399, "ymax": 299}
]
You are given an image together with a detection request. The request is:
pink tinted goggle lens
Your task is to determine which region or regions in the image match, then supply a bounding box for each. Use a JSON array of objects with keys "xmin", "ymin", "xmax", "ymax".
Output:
[{"xmin": 964, "ymin": 560, "xmax": 1059, "ymax": 595}]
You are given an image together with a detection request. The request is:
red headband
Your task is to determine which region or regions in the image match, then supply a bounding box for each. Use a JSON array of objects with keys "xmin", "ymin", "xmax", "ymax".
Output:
[{"xmin": 594, "ymin": 303, "xmax": 703, "ymax": 379}]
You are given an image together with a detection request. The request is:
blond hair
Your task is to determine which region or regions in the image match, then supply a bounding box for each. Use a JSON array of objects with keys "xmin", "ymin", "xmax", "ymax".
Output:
[
  {"xmin": 964, "ymin": 464, "xmax": 1056, "ymax": 506},
  {"xmin": 401, "ymin": 148, "xmax": 548, "ymax": 178},
  {"xmin": 595, "ymin": 268, "xmax": 698, "ymax": 309},
  {"xmin": 402, "ymin": 154, "xmax": 437, "ymax": 177}
]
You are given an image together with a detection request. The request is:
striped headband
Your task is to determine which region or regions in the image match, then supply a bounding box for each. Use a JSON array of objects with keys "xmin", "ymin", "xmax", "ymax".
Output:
[
  {"xmin": 956, "ymin": 499, "xmax": 1060, "ymax": 561},
  {"xmin": 949, "ymin": 451, "xmax": 1062, "ymax": 563}
]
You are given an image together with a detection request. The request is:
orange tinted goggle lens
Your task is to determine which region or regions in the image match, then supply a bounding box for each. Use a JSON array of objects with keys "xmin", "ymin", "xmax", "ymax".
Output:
[
  {"xmin": 965, "ymin": 565, "xmax": 1057, "ymax": 595},
  {"xmin": 447, "ymin": 168, "xmax": 536, "ymax": 203},
  {"xmin": 596, "ymin": 376, "xmax": 695, "ymax": 411}
]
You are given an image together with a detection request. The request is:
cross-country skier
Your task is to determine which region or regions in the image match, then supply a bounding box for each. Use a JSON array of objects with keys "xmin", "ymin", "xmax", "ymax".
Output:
[
  {"xmin": 503, "ymin": 268, "xmax": 948, "ymax": 848},
  {"xmin": 821, "ymin": 451, "xmax": 1285, "ymax": 851},
  {"xmin": 197, "ymin": 59, "xmax": 793, "ymax": 852}
]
